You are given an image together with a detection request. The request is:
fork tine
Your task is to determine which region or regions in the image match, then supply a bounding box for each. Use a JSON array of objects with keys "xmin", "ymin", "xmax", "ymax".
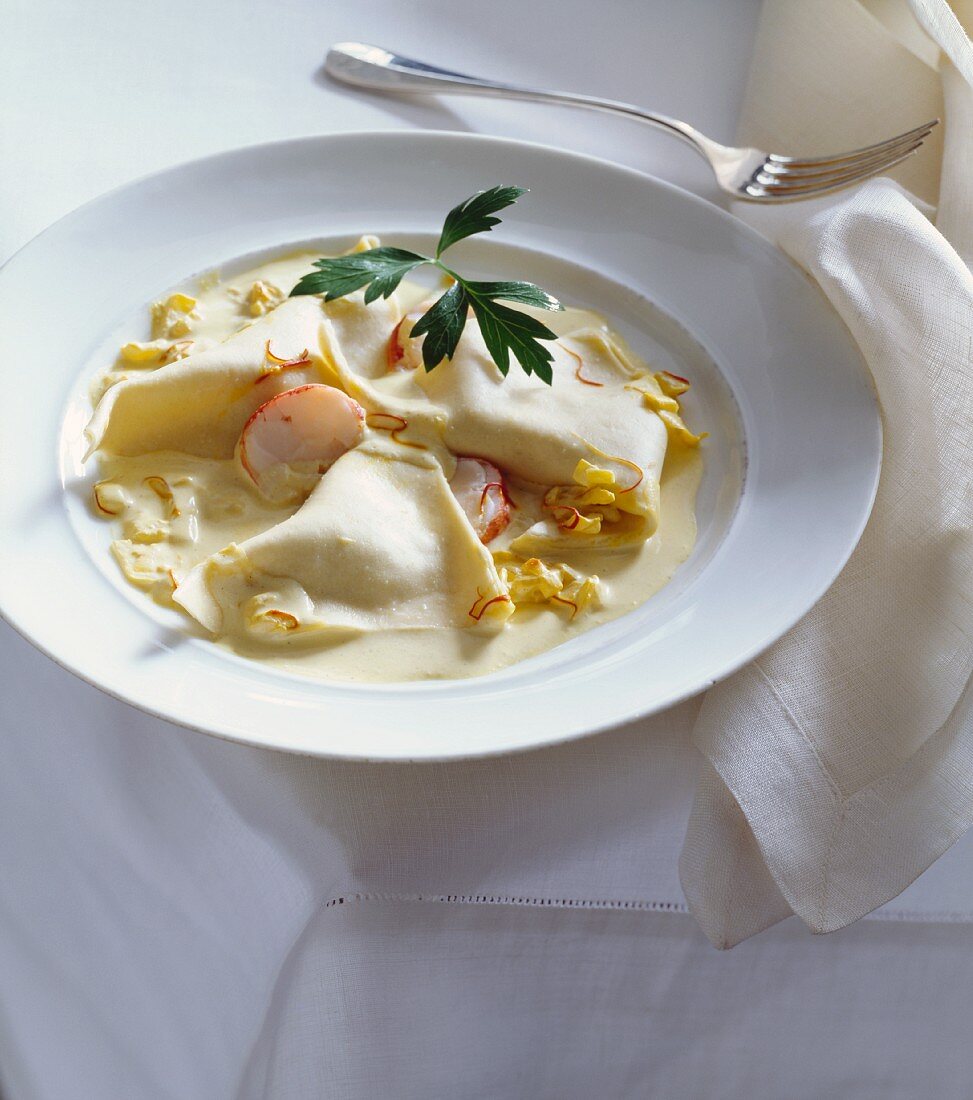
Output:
[
  {"xmin": 756, "ymin": 139, "xmax": 927, "ymax": 189},
  {"xmin": 759, "ymin": 128, "xmax": 935, "ymax": 179},
  {"xmin": 746, "ymin": 149, "xmax": 920, "ymax": 200},
  {"xmin": 751, "ymin": 151, "xmax": 919, "ymax": 199},
  {"xmin": 766, "ymin": 120, "xmax": 938, "ymax": 168}
]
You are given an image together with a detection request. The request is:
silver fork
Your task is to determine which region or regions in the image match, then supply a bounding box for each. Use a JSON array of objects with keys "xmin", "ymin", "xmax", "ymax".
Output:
[{"xmin": 326, "ymin": 42, "xmax": 938, "ymax": 203}]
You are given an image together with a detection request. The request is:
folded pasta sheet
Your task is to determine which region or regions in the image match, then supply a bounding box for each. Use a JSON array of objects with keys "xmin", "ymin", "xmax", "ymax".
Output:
[
  {"xmin": 413, "ymin": 324, "xmax": 669, "ymax": 551},
  {"xmin": 174, "ymin": 448, "xmax": 511, "ymax": 638},
  {"xmin": 87, "ymin": 294, "xmax": 400, "ymax": 459}
]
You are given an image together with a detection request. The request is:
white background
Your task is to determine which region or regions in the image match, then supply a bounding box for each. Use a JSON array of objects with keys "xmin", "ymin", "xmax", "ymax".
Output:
[{"xmin": 4, "ymin": 1, "xmax": 973, "ymax": 1097}]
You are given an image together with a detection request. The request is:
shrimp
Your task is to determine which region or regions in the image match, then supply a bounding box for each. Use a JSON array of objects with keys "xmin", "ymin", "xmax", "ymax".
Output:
[
  {"xmin": 388, "ymin": 296, "xmax": 477, "ymax": 372},
  {"xmin": 449, "ymin": 456, "xmax": 511, "ymax": 545},
  {"xmin": 387, "ymin": 307, "xmax": 429, "ymax": 372},
  {"xmin": 236, "ymin": 384, "xmax": 365, "ymax": 503}
]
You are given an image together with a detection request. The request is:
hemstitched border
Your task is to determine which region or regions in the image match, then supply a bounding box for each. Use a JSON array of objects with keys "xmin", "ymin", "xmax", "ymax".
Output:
[
  {"xmin": 323, "ymin": 892, "xmax": 690, "ymax": 914},
  {"xmin": 321, "ymin": 893, "xmax": 973, "ymax": 926}
]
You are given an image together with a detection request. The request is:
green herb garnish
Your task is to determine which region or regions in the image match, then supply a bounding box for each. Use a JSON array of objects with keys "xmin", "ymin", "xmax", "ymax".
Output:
[{"xmin": 290, "ymin": 186, "xmax": 563, "ymax": 384}]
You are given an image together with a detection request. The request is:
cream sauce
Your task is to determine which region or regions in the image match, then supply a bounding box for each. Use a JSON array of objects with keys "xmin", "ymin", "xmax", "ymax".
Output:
[{"xmin": 89, "ymin": 249, "xmax": 702, "ymax": 682}]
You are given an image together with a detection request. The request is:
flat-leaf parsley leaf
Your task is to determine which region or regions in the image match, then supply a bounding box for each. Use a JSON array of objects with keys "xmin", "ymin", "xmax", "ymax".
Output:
[{"xmin": 290, "ymin": 187, "xmax": 563, "ymax": 383}]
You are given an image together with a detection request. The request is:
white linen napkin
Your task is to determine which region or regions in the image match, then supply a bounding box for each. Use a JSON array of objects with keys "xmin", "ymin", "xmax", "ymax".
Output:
[{"xmin": 679, "ymin": 0, "xmax": 973, "ymax": 947}]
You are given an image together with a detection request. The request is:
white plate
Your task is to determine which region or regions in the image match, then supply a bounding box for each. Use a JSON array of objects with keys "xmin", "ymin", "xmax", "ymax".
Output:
[{"xmin": 0, "ymin": 131, "xmax": 880, "ymax": 761}]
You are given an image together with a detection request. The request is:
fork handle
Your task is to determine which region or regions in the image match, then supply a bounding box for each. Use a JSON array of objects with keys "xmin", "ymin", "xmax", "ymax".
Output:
[{"xmin": 326, "ymin": 42, "xmax": 715, "ymax": 161}]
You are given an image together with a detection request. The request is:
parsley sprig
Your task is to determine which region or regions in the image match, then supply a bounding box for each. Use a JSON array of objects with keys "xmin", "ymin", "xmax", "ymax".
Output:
[{"xmin": 290, "ymin": 186, "xmax": 563, "ymax": 384}]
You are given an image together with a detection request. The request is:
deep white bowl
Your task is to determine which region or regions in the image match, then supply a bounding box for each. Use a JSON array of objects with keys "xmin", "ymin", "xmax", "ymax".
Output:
[{"xmin": 0, "ymin": 131, "xmax": 880, "ymax": 760}]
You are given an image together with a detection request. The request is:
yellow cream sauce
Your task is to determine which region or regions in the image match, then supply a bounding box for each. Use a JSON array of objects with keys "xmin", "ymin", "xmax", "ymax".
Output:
[{"xmin": 91, "ymin": 251, "xmax": 702, "ymax": 682}]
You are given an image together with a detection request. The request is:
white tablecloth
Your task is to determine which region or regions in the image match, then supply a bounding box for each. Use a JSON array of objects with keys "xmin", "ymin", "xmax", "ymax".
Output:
[{"xmin": 4, "ymin": 1, "xmax": 973, "ymax": 1096}]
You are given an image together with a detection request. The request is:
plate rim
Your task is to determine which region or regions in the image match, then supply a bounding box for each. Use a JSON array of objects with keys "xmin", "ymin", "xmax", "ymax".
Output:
[{"xmin": 0, "ymin": 129, "xmax": 882, "ymax": 762}]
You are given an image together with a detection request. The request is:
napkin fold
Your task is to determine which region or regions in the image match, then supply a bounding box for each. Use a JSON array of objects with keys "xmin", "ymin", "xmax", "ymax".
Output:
[{"xmin": 679, "ymin": 0, "xmax": 973, "ymax": 947}]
